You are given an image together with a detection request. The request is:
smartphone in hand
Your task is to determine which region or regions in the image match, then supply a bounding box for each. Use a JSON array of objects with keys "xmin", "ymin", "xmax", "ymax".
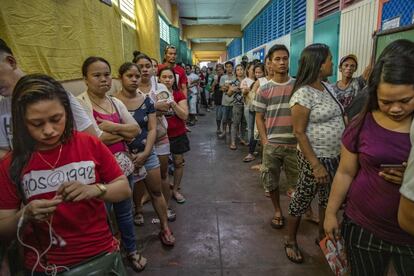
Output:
[{"xmin": 380, "ymin": 164, "xmax": 405, "ymax": 170}]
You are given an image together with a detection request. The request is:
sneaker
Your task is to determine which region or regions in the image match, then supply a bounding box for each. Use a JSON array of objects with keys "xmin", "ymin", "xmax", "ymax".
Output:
[{"xmin": 167, "ymin": 207, "xmax": 176, "ymax": 222}]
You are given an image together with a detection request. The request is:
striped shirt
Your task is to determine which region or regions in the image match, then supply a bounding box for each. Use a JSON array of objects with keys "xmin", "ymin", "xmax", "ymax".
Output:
[{"xmin": 253, "ymin": 77, "xmax": 296, "ymax": 145}]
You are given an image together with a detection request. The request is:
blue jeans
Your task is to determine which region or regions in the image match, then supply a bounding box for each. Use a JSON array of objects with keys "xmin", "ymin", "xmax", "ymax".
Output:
[{"xmin": 106, "ymin": 175, "xmax": 137, "ymax": 254}]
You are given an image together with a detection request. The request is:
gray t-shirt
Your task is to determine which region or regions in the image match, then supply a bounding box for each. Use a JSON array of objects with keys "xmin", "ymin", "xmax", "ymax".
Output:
[
  {"xmin": 0, "ymin": 92, "xmax": 92, "ymax": 150},
  {"xmin": 289, "ymin": 83, "xmax": 345, "ymax": 158},
  {"xmin": 400, "ymin": 120, "xmax": 414, "ymax": 201},
  {"xmin": 219, "ymin": 74, "xmax": 236, "ymax": 106},
  {"xmin": 333, "ymin": 76, "xmax": 366, "ymax": 115}
]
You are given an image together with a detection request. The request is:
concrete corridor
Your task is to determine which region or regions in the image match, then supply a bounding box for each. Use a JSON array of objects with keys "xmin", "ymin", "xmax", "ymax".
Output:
[{"xmin": 133, "ymin": 111, "xmax": 332, "ymax": 276}]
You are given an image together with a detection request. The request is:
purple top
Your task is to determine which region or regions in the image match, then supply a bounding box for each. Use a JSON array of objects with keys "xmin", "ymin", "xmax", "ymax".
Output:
[{"xmin": 343, "ymin": 112, "xmax": 414, "ymax": 246}]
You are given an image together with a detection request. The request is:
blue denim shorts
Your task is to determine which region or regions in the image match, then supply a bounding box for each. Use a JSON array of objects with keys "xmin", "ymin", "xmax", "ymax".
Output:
[
  {"xmin": 144, "ymin": 150, "xmax": 160, "ymax": 171},
  {"xmin": 222, "ymin": 106, "xmax": 233, "ymax": 123}
]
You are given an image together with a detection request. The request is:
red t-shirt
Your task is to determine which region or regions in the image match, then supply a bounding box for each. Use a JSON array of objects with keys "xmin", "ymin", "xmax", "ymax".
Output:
[
  {"xmin": 166, "ymin": 90, "xmax": 187, "ymax": 138},
  {"xmin": 158, "ymin": 63, "xmax": 188, "ymax": 92},
  {"xmin": 0, "ymin": 132, "xmax": 123, "ymax": 271}
]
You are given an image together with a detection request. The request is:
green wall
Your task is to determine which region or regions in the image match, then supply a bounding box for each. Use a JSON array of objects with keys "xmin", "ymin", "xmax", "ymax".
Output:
[
  {"xmin": 313, "ymin": 12, "xmax": 341, "ymax": 82},
  {"xmin": 290, "ymin": 27, "xmax": 306, "ymax": 78}
]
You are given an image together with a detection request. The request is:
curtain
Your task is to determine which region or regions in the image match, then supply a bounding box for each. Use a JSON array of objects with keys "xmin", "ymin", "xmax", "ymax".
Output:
[
  {"xmin": 134, "ymin": 0, "xmax": 161, "ymax": 61},
  {"xmin": 0, "ymin": 0, "xmax": 124, "ymax": 80}
]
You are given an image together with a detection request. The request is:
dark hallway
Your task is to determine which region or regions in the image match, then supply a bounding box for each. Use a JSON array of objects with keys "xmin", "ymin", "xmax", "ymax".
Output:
[{"xmin": 134, "ymin": 112, "xmax": 332, "ymax": 276}]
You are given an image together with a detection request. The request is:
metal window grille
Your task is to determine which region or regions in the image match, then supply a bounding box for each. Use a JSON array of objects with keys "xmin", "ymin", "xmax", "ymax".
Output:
[
  {"xmin": 159, "ymin": 15, "xmax": 170, "ymax": 44},
  {"xmin": 316, "ymin": 0, "xmax": 340, "ymax": 19},
  {"xmin": 120, "ymin": 0, "xmax": 135, "ymax": 20}
]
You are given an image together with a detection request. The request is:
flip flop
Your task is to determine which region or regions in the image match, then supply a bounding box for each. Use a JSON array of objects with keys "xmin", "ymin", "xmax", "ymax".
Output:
[
  {"xmin": 284, "ymin": 241, "xmax": 304, "ymax": 264},
  {"xmin": 134, "ymin": 213, "xmax": 144, "ymax": 226},
  {"xmin": 159, "ymin": 228, "xmax": 175, "ymax": 246},
  {"xmin": 173, "ymin": 192, "xmax": 186, "ymax": 204},
  {"xmin": 127, "ymin": 252, "xmax": 147, "ymax": 272},
  {"xmin": 270, "ymin": 216, "xmax": 285, "ymax": 229},
  {"xmin": 243, "ymin": 155, "xmax": 256, "ymax": 162},
  {"xmin": 230, "ymin": 144, "xmax": 237, "ymax": 150}
]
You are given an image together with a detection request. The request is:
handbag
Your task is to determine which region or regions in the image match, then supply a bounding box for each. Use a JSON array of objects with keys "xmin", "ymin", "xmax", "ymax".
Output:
[
  {"xmin": 108, "ymin": 97, "xmax": 135, "ymax": 177},
  {"xmin": 156, "ymin": 116, "xmax": 168, "ymax": 140},
  {"xmin": 61, "ymin": 251, "xmax": 126, "ymax": 276},
  {"xmin": 114, "ymin": 151, "xmax": 134, "ymax": 177}
]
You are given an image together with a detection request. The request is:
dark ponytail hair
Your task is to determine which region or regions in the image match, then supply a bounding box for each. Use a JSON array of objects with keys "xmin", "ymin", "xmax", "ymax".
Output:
[
  {"xmin": 132, "ymin": 50, "xmax": 152, "ymax": 64},
  {"xmin": 292, "ymin": 43, "xmax": 330, "ymax": 93},
  {"xmin": 118, "ymin": 62, "xmax": 139, "ymax": 77},
  {"xmin": 81, "ymin": 56, "xmax": 111, "ymax": 77},
  {"xmin": 10, "ymin": 74, "xmax": 74, "ymax": 200}
]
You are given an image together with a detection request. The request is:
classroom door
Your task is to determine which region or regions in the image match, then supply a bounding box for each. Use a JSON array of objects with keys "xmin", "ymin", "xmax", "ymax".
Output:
[{"xmin": 314, "ymin": 12, "xmax": 341, "ymax": 83}]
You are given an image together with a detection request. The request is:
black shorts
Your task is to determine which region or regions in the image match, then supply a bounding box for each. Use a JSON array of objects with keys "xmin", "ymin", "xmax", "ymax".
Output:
[{"xmin": 169, "ymin": 134, "xmax": 190, "ymax": 155}]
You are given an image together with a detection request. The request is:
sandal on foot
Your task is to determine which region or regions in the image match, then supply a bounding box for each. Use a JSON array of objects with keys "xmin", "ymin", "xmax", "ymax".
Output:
[
  {"xmin": 284, "ymin": 241, "xmax": 304, "ymax": 264},
  {"xmin": 229, "ymin": 144, "xmax": 237, "ymax": 150},
  {"xmin": 167, "ymin": 207, "xmax": 177, "ymax": 222},
  {"xmin": 270, "ymin": 216, "xmax": 285, "ymax": 229},
  {"xmin": 243, "ymin": 154, "xmax": 256, "ymax": 162},
  {"xmin": 134, "ymin": 213, "xmax": 144, "ymax": 226},
  {"xmin": 127, "ymin": 252, "xmax": 147, "ymax": 272},
  {"xmin": 173, "ymin": 192, "xmax": 186, "ymax": 204},
  {"xmin": 159, "ymin": 228, "xmax": 175, "ymax": 246}
]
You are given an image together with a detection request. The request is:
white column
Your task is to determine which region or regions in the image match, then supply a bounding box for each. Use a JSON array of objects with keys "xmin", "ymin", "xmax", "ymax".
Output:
[{"xmin": 305, "ymin": 0, "xmax": 316, "ymax": 46}]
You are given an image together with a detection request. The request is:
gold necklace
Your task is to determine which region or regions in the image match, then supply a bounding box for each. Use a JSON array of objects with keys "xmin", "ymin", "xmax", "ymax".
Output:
[{"xmin": 37, "ymin": 144, "xmax": 63, "ymax": 170}]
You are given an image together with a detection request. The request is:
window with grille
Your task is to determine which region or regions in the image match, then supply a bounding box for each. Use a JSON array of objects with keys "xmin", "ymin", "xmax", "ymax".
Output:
[
  {"xmin": 316, "ymin": 0, "xmax": 340, "ymax": 19},
  {"xmin": 341, "ymin": 0, "xmax": 362, "ymax": 10},
  {"xmin": 243, "ymin": 0, "xmax": 293, "ymax": 52},
  {"xmin": 292, "ymin": 0, "xmax": 306, "ymax": 30},
  {"xmin": 120, "ymin": 0, "xmax": 135, "ymax": 20},
  {"xmin": 159, "ymin": 15, "xmax": 170, "ymax": 44}
]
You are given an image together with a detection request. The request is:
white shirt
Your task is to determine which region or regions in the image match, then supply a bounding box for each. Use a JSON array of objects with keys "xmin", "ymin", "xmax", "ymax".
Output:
[{"xmin": 187, "ymin": 73, "xmax": 199, "ymax": 95}]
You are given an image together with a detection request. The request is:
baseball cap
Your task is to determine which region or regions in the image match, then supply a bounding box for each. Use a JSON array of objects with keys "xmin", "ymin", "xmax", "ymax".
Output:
[{"xmin": 339, "ymin": 54, "xmax": 358, "ymax": 68}]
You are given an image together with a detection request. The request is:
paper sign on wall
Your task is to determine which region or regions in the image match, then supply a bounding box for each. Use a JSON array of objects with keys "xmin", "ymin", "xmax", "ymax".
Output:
[{"xmin": 382, "ymin": 17, "xmax": 400, "ymax": 30}]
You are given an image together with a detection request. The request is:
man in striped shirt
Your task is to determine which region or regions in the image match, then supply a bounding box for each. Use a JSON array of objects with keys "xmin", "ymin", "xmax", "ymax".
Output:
[{"xmin": 253, "ymin": 44, "xmax": 298, "ymax": 230}]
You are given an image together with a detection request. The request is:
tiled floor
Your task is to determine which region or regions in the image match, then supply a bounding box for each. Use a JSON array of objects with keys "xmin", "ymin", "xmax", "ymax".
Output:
[{"xmin": 127, "ymin": 112, "xmax": 335, "ymax": 275}]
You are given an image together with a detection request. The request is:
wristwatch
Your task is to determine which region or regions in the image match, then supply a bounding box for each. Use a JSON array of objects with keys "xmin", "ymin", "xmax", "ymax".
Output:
[{"xmin": 95, "ymin": 184, "xmax": 107, "ymax": 198}]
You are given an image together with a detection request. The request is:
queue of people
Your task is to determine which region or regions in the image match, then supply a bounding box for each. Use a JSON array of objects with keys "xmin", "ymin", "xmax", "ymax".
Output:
[
  {"xmin": 1, "ymin": 34, "xmax": 414, "ymax": 276},
  {"xmin": 0, "ymin": 38, "xmax": 192, "ymax": 275},
  {"xmin": 206, "ymin": 39, "xmax": 414, "ymax": 274}
]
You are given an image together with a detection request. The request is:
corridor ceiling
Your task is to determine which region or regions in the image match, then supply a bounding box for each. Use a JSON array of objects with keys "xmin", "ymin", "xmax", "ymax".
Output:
[{"xmin": 172, "ymin": 0, "xmax": 258, "ymax": 61}]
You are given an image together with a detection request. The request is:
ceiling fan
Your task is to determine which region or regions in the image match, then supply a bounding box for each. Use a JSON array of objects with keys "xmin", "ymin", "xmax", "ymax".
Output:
[{"xmin": 180, "ymin": 16, "xmax": 232, "ymax": 21}]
